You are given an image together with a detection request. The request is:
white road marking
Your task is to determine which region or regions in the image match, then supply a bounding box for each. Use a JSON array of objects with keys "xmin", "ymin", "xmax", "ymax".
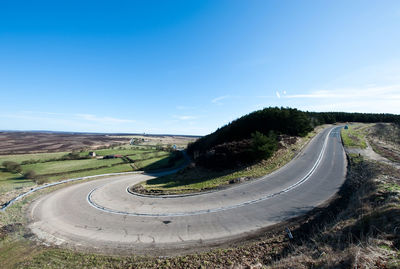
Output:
[{"xmin": 86, "ymin": 127, "xmax": 338, "ymax": 217}]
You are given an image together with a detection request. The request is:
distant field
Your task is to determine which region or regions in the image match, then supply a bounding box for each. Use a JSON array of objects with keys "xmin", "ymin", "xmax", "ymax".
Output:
[
  {"xmin": 110, "ymin": 134, "xmax": 198, "ymax": 148},
  {"xmin": 0, "ymin": 132, "xmax": 188, "ymax": 205}
]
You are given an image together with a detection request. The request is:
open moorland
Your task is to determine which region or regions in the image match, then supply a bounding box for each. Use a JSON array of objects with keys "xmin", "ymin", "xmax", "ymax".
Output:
[
  {"xmin": 0, "ymin": 132, "xmax": 130, "ymax": 155},
  {"xmin": 0, "ymin": 131, "xmax": 198, "ymax": 155}
]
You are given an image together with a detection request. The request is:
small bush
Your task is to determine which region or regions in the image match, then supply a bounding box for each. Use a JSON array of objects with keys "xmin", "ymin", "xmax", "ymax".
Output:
[
  {"xmin": 62, "ymin": 152, "xmax": 80, "ymax": 160},
  {"xmin": 21, "ymin": 159, "xmax": 40, "ymax": 165},
  {"xmin": 23, "ymin": 170, "xmax": 37, "ymax": 179},
  {"xmin": 60, "ymin": 152, "xmax": 90, "ymax": 160},
  {"xmin": 33, "ymin": 177, "xmax": 47, "ymax": 185},
  {"xmin": 2, "ymin": 161, "xmax": 22, "ymax": 173}
]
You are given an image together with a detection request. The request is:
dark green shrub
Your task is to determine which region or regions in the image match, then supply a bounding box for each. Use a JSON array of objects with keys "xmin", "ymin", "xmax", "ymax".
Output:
[
  {"xmin": 2, "ymin": 161, "xmax": 22, "ymax": 173},
  {"xmin": 251, "ymin": 131, "xmax": 278, "ymax": 159},
  {"xmin": 23, "ymin": 170, "xmax": 37, "ymax": 179},
  {"xmin": 21, "ymin": 159, "xmax": 39, "ymax": 165}
]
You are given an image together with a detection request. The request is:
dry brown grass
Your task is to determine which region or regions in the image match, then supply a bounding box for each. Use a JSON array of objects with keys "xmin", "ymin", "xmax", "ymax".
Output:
[
  {"xmin": 268, "ymin": 155, "xmax": 400, "ymax": 268},
  {"xmin": 0, "ymin": 132, "xmax": 130, "ymax": 155}
]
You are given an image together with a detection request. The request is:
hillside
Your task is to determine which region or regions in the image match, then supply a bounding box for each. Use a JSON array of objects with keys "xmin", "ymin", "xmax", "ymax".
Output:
[{"xmin": 187, "ymin": 107, "xmax": 400, "ymax": 170}]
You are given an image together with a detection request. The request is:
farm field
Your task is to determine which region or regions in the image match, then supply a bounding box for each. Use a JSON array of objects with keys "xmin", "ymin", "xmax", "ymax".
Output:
[
  {"xmin": 21, "ymin": 158, "xmax": 125, "ymax": 176},
  {"xmin": 0, "ymin": 152, "xmax": 68, "ymax": 164},
  {"xmin": 0, "ymin": 132, "xmax": 192, "ymax": 206}
]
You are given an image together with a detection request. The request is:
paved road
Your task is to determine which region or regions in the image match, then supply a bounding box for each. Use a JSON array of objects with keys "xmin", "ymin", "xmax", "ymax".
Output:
[{"xmin": 28, "ymin": 126, "xmax": 346, "ymax": 254}]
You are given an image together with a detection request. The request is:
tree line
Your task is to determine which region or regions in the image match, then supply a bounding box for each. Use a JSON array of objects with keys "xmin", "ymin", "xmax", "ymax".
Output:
[{"xmin": 307, "ymin": 111, "xmax": 400, "ymax": 126}]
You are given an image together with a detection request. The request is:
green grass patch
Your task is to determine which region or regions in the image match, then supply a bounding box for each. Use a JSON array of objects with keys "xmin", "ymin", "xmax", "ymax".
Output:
[
  {"xmin": 341, "ymin": 125, "xmax": 367, "ymax": 149},
  {"xmin": 381, "ymin": 182, "xmax": 400, "ymax": 192},
  {"xmin": 347, "ymin": 153, "xmax": 364, "ymax": 164},
  {"xmin": 21, "ymin": 158, "xmax": 124, "ymax": 176},
  {"xmin": 142, "ymin": 153, "xmax": 186, "ymax": 172},
  {"xmin": 134, "ymin": 153, "xmax": 172, "ymax": 169},
  {"xmin": 78, "ymin": 147, "xmax": 153, "ymax": 157},
  {"xmin": 379, "ymin": 244, "xmax": 393, "ymax": 251},
  {"xmin": 0, "ymin": 152, "xmax": 68, "ymax": 164},
  {"xmin": 42, "ymin": 163, "xmax": 136, "ymax": 181},
  {"xmin": 0, "ymin": 146, "xmax": 175, "ymax": 203}
]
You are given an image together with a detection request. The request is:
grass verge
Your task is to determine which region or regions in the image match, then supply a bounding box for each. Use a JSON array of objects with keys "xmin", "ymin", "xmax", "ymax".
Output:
[{"xmin": 341, "ymin": 124, "xmax": 368, "ymax": 148}]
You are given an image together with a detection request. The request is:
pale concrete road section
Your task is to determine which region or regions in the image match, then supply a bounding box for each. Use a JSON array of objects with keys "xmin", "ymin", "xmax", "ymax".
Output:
[{"xmin": 28, "ymin": 126, "xmax": 346, "ymax": 254}]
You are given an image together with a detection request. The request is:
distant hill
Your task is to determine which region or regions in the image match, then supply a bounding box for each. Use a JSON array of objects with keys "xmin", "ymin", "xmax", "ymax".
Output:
[
  {"xmin": 0, "ymin": 130, "xmax": 201, "ymax": 138},
  {"xmin": 187, "ymin": 107, "xmax": 400, "ymax": 170}
]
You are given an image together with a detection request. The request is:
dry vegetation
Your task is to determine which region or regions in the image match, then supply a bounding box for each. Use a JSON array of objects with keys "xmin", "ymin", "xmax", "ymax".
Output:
[
  {"xmin": 368, "ymin": 123, "xmax": 400, "ymax": 163},
  {"xmin": 0, "ymin": 132, "xmax": 130, "ymax": 155},
  {"xmin": 0, "ymin": 132, "xmax": 198, "ymax": 155}
]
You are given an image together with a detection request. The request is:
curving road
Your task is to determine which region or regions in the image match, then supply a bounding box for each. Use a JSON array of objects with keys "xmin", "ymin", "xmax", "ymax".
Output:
[{"xmin": 28, "ymin": 126, "xmax": 346, "ymax": 254}]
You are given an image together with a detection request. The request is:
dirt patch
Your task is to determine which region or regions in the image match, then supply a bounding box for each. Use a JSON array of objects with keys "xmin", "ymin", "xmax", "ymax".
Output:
[
  {"xmin": 0, "ymin": 223, "xmax": 22, "ymax": 239},
  {"xmin": 368, "ymin": 123, "xmax": 400, "ymax": 162}
]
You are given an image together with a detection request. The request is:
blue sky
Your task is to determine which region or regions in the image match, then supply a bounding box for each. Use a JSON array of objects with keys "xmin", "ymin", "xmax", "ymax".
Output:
[{"xmin": 1, "ymin": 0, "xmax": 400, "ymax": 135}]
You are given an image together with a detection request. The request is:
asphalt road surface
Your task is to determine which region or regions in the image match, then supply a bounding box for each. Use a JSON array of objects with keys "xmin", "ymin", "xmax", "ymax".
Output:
[{"xmin": 28, "ymin": 126, "xmax": 346, "ymax": 254}]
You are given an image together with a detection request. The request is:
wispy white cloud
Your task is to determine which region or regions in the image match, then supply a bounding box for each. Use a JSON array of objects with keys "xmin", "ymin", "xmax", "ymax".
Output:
[
  {"xmin": 275, "ymin": 91, "xmax": 281, "ymax": 99},
  {"xmin": 286, "ymin": 85, "xmax": 400, "ymax": 99},
  {"xmin": 286, "ymin": 84, "xmax": 400, "ymax": 113},
  {"xmin": 173, "ymin": 115, "xmax": 197, "ymax": 120},
  {"xmin": 211, "ymin": 95, "xmax": 231, "ymax": 104},
  {"xmin": 176, "ymin": 105, "xmax": 195, "ymax": 110},
  {"xmin": 211, "ymin": 95, "xmax": 244, "ymax": 105}
]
